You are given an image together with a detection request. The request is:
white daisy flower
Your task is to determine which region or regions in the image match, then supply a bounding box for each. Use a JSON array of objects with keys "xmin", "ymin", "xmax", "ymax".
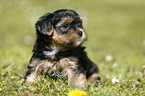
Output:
[
  {"xmin": 105, "ymin": 55, "xmax": 113, "ymax": 62},
  {"xmin": 143, "ymin": 65, "xmax": 145, "ymax": 69},
  {"xmin": 112, "ymin": 63, "xmax": 118, "ymax": 69},
  {"xmin": 112, "ymin": 78, "xmax": 119, "ymax": 84}
]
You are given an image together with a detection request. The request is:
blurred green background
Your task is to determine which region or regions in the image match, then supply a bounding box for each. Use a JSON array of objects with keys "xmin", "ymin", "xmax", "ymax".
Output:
[{"xmin": 0, "ymin": 0, "xmax": 145, "ymax": 88}]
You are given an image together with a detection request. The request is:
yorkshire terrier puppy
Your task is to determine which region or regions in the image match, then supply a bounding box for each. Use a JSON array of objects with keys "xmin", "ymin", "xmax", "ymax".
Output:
[{"xmin": 24, "ymin": 9, "xmax": 102, "ymax": 87}]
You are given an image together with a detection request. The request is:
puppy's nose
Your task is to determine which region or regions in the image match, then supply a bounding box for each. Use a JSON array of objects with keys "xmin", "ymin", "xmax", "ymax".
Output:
[{"xmin": 76, "ymin": 31, "xmax": 82, "ymax": 37}]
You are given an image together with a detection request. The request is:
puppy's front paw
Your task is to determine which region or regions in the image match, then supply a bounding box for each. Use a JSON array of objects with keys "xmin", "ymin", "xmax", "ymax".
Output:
[{"xmin": 87, "ymin": 73, "xmax": 103, "ymax": 87}]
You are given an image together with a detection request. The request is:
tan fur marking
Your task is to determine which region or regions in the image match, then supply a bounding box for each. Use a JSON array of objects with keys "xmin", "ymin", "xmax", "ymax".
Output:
[
  {"xmin": 47, "ymin": 23, "xmax": 54, "ymax": 36},
  {"xmin": 52, "ymin": 30, "xmax": 79, "ymax": 48},
  {"xmin": 52, "ymin": 28, "xmax": 87, "ymax": 49},
  {"xmin": 63, "ymin": 16, "xmax": 74, "ymax": 24}
]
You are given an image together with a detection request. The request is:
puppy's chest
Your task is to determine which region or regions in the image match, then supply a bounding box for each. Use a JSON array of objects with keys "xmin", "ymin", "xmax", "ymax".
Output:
[
  {"xmin": 32, "ymin": 56, "xmax": 79, "ymax": 79},
  {"xmin": 56, "ymin": 57, "xmax": 79, "ymax": 69}
]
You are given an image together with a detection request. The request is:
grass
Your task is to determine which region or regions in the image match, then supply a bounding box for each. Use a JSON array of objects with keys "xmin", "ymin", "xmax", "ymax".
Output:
[{"xmin": 0, "ymin": 0, "xmax": 145, "ymax": 95}]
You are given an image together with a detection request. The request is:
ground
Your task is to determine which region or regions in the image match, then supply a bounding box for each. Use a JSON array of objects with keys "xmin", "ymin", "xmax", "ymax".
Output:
[{"xmin": 0, "ymin": 0, "xmax": 145, "ymax": 95}]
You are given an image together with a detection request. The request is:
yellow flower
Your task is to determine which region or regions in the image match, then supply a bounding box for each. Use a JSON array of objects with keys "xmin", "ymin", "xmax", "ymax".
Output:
[
  {"xmin": 68, "ymin": 89, "xmax": 87, "ymax": 96},
  {"xmin": 0, "ymin": 88, "xmax": 2, "ymax": 91}
]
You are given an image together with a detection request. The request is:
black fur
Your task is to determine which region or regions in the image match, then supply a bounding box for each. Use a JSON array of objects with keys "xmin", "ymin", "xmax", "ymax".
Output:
[{"xmin": 24, "ymin": 9, "xmax": 102, "ymax": 86}]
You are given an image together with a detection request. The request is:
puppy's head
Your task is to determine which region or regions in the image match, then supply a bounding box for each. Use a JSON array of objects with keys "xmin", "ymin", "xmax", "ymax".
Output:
[{"xmin": 35, "ymin": 9, "xmax": 87, "ymax": 49}]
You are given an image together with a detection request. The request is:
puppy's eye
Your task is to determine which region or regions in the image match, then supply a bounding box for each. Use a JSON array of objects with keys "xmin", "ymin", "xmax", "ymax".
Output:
[{"xmin": 64, "ymin": 23, "xmax": 69, "ymax": 28}]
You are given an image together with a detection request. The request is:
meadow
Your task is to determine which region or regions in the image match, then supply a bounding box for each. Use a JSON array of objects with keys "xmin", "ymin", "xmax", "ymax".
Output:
[{"xmin": 0, "ymin": 0, "xmax": 145, "ymax": 95}]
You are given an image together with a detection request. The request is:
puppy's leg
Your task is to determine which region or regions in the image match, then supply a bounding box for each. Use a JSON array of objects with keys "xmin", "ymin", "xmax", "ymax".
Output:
[
  {"xmin": 78, "ymin": 51, "xmax": 103, "ymax": 86},
  {"xmin": 24, "ymin": 62, "xmax": 41, "ymax": 83},
  {"xmin": 87, "ymin": 73, "xmax": 103, "ymax": 86},
  {"xmin": 24, "ymin": 60, "xmax": 54, "ymax": 83},
  {"xmin": 58, "ymin": 57, "xmax": 87, "ymax": 88},
  {"xmin": 65, "ymin": 68, "xmax": 87, "ymax": 88},
  {"xmin": 25, "ymin": 71, "xmax": 40, "ymax": 83}
]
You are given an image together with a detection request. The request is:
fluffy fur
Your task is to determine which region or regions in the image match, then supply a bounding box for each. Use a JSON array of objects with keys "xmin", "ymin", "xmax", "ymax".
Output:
[{"xmin": 24, "ymin": 9, "xmax": 102, "ymax": 87}]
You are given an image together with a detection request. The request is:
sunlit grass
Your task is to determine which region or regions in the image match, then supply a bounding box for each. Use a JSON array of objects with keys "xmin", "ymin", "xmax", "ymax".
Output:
[{"xmin": 0, "ymin": 0, "xmax": 145, "ymax": 95}]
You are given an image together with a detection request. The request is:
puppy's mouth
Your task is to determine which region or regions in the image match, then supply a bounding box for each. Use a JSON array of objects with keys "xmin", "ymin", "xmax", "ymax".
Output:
[
  {"xmin": 65, "ymin": 40, "xmax": 75, "ymax": 46},
  {"xmin": 75, "ymin": 29, "xmax": 87, "ymax": 46},
  {"xmin": 64, "ymin": 33, "xmax": 87, "ymax": 48},
  {"xmin": 52, "ymin": 36, "xmax": 85, "ymax": 50},
  {"xmin": 56, "ymin": 39, "xmax": 81, "ymax": 49}
]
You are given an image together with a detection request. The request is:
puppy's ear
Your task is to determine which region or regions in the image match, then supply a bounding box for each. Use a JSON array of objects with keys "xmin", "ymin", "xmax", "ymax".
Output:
[{"xmin": 35, "ymin": 13, "xmax": 54, "ymax": 36}]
